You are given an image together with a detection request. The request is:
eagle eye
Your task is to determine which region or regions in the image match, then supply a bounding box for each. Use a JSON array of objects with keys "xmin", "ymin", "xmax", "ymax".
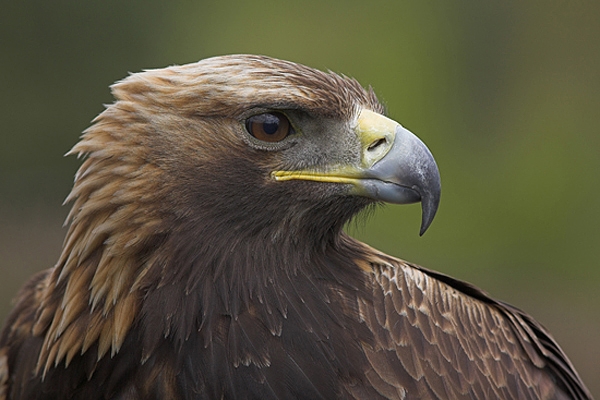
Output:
[{"xmin": 245, "ymin": 112, "xmax": 292, "ymax": 143}]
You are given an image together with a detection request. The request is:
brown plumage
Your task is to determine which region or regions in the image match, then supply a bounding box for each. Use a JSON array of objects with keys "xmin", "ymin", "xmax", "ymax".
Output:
[{"xmin": 0, "ymin": 55, "xmax": 591, "ymax": 399}]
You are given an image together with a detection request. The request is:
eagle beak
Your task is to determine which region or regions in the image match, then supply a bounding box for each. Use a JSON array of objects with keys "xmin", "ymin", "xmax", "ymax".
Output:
[
  {"xmin": 354, "ymin": 110, "xmax": 441, "ymax": 235},
  {"xmin": 272, "ymin": 109, "xmax": 441, "ymax": 235}
]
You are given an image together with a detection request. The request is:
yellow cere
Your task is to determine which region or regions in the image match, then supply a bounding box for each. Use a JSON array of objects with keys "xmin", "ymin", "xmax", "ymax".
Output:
[{"xmin": 356, "ymin": 109, "xmax": 397, "ymax": 169}]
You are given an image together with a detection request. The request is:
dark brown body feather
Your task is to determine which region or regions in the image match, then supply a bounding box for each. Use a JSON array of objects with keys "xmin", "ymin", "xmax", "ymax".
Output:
[{"xmin": 0, "ymin": 55, "xmax": 592, "ymax": 399}]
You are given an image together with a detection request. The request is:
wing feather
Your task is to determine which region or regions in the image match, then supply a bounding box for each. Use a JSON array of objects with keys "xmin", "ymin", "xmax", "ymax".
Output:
[{"xmin": 356, "ymin": 245, "xmax": 592, "ymax": 400}]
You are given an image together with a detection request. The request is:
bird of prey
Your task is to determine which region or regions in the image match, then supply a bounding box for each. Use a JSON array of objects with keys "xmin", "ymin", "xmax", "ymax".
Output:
[{"xmin": 0, "ymin": 55, "xmax": 591, "ymax": 399}]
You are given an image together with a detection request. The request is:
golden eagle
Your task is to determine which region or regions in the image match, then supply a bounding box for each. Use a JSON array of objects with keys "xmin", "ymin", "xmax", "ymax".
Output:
[{"xmin": 0, "ymin": 55, "xmax": 591, "ymax": 399}]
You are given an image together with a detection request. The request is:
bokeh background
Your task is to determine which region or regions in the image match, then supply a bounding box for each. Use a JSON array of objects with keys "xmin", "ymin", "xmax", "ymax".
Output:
[{"xmin": 1, "ymin": 1, "xmax": 598, "ymax": 395}]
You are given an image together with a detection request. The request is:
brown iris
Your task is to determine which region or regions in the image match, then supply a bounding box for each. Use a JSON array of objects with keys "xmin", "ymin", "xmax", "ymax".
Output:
[{"xmin": 245, "ymin": 112, "xmax": 292, "ymax": 143}]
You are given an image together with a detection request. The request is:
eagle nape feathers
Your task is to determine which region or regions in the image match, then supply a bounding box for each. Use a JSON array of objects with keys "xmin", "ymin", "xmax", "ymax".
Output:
[{"xmin": 0, "ymin": 55, "xmax": 592, "ymax": 399}]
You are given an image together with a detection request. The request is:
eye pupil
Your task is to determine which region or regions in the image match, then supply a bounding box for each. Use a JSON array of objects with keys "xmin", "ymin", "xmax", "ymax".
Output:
[
  {"xmin": 245, "ymin": 112, "xmax": 292, "ymax": 143},
  {"xmin": 263, "ymin": 122, "xmax": 279, "ymax": 135},
  {"xmin": 262, "ymin": 115, "xmax": 280, "ymax": 135}
]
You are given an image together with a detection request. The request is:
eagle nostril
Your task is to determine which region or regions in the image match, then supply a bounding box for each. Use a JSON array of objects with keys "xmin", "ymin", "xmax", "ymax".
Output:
[{"xmin": 368, "ymin": 138, "xmax": 387, "ymax": 152}]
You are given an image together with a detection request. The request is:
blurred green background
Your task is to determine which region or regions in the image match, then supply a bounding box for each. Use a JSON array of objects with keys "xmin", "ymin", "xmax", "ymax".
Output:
[{"xmin": 1, "ymin": 1, "xmax": 598, "ymax": 395}]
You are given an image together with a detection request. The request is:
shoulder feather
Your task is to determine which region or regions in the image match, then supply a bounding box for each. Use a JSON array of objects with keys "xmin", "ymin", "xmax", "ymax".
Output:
[{"xmin": 352, "ymin": 242, "xmax": 592, "ymax": 400}]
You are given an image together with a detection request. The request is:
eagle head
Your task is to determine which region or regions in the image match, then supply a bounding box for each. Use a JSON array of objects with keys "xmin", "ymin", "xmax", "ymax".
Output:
[{"xmin": 71, "ymin": 55, "xmax": 440, "ymax": 252}]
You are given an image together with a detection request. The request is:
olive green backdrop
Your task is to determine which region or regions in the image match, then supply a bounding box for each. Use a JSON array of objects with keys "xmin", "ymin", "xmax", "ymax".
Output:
[{"xmin": 1, "ymin": 1, "xmax": 598, "ymax": 396}]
